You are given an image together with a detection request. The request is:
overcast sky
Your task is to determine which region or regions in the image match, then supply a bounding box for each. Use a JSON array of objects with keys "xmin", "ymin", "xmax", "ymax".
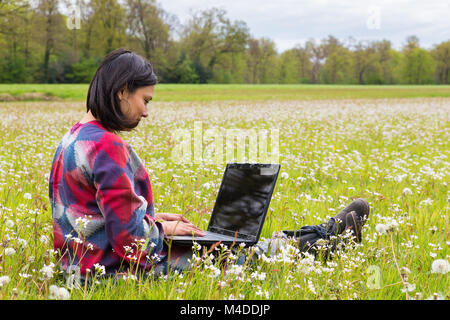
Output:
[{"xmin": 159, "ymin": 0, "xmax": 450, "ymax": 53}]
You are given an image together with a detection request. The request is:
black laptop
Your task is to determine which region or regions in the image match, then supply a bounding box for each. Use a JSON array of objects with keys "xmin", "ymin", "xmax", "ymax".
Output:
[{"xmin": 167, "ymin": 163, "xmax": 281, "ymax": 246}]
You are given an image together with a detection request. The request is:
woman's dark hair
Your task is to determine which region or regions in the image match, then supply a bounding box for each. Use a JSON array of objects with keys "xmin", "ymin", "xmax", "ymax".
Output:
[{"xmin": 86, "ymin": 48, "xmax": 158, "ymax": 133}]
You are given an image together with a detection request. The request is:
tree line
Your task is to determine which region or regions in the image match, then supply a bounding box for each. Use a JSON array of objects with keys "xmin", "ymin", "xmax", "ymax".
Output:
[{"xmin": 1, "ymin": 0, "xmax": 449, "ymax": 84}]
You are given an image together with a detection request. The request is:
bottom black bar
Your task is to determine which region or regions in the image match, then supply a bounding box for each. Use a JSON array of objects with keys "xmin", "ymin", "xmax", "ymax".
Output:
[{"xmin": 1, "ymin": 299, "xmax": 447, "ymax": 319}]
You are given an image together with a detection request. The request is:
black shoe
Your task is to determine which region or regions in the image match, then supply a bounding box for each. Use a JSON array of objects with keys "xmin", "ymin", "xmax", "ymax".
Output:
[
  {"xmin": 344, "ymin": 207, "xmax": 372, "ymax": 243},
  {"xmin": 321, "ymin": 198, "xmax": 370, "ymax": 237},
  {"xmin": 335, "ymin": 198, "xmax": 370, "ymax": 233}
]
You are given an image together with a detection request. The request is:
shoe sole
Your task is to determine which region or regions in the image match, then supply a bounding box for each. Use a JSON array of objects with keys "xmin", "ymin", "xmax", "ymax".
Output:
[
  {"xmin": 352, "ymin": 198, "xmax": 370, "ymax": 225},
  {"xmin": 349, "ymin": 211, "xmax": 361, "ymax": 242}
]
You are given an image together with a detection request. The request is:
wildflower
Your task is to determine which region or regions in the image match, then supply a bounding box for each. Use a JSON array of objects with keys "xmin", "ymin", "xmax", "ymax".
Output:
[
  {"xmin": 425, "ymin": 292, "xmax": 444, "ymax": 300},
  {"xmin": 205, "ymin": 264, "xmax": 221, "ymax": 278},
  {"xmin": 255, "ymin": 288, "xmax": 269, "ymax": 299},
  {"xmin": 429, "ymin": 226, "xmax": 438, "ymax": 233},
  {"xmin": 39, "ymin": 235, "xmax": 49, "ymax": 244},
  {"xmin": 202, "ymin": 182, "xmax": 211, "ymax": 189},
  {"xmin": 307, "ymin": 280, "xmax": 316, "ymax": 294},
  {"xmin": 192, "ymin": 242, "xmax": 201, "ymax": 251},
  {"xmin": 251, "ymin": 271, "xmax": 267, "ymax": 281},
  {"xmin": 40, "ymin": 263, "xmax": 55, "ymax": 280},
  {"xmin": 386, "ymin": 220, "xmax": 399, "ymax": 231},
  {"xmin": 93, "ymin": 263, "xmax": 106, "ymax": 276},
  {"xmin": 49, "ymin": 285, "xmax": 70, "ymax": 300},
  {"xmin": 24, "ymin": 193, "xmax": 32, "ymax": 200},
  {"xmin": 281, "ymin": 172, "xmax": 289, "ymax": 179},
  {"xmin": 73, "ymin": 237, "xmax": 83, "ymax": 244},
  {"xmin": 18, "ymin": 239, "xmax": 27, "ymax": 248},
  {"xmin": 4, "ymin": 247, "xmax": 16, "ymax": 256},
  {"xmin": 401, "ymin": 283, "xmax": 416, "ymax": 293},
  {"xmin": 0, "ymin": 275, "xmax": 10, "ymax": 287},
  {"xmin": 375, "ymin": 224, "xmax": 388, "ymax": 234},
  {"xmin": 19, "ymin": 273, "xmax": 31, "ymax": 278},
  {"xmin": 419, "ymin": 198, "xmax": 433, "ymax": 206},
  {"xmin": 400, "ymin": 267, "xmax": 411, "ymax": 276},
  {"xmin": 123, "ymin": 246, "xmax": 133, "ymax": 254},
  {"xmin": 5, "ymin": 219, "xmax": 14, "ymax": 228},
  {"xmin": 402, "ymin": 188, "xmax": 412, "ymax": 196},
  {"xmin": 431, "ymin": 259, "xmax": 449, "ymax": 274}
]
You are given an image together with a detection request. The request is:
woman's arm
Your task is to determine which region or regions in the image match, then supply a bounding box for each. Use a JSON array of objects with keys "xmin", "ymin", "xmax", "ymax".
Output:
[{"xmin": 92, "ymin": 134, "xmax": 163, "ymax": 267}]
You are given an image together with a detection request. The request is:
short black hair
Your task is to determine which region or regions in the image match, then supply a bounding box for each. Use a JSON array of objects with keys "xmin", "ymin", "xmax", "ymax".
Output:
[{"xmin": 86, "ymin": 48, "xmax": 158, "ymax": 133}]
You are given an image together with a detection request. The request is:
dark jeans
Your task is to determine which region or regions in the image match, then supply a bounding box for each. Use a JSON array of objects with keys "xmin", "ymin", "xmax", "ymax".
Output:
[{"xmin": 153, "ymin": 218, "xmax": 344, "ymax": 274}]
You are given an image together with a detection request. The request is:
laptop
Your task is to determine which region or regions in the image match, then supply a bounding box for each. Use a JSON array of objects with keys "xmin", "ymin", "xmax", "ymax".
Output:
[{"xmin": 167, "ymin": 163, "xmax": 281, "ymax": 246}]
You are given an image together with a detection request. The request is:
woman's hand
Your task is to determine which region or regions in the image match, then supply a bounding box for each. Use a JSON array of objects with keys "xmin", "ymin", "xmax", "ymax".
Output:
[
  {"xmin": 156, "ymin": 212, "xmax": 205, "ymax": 237},
  {"xmin": 155, "ymin": 212, "xmax": 190, "ymax": 223},
  {"xmin": 160, "ymin": 220, "xmax": 206, "ymax": 237}
]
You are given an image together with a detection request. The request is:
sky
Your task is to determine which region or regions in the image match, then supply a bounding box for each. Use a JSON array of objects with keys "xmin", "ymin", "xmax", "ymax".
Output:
[{"xmin": 159, "ymin": 0, "xmax": 450, "ymax": 53}]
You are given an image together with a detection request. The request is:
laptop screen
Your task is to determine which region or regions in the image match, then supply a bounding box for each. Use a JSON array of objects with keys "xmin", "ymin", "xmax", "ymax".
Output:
[{"xmin": 208, "ymin": 163, "xmax": 280, "ymax": 241}]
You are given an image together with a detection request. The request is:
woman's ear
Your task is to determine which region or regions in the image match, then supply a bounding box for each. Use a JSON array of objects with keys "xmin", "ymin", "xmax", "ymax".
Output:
[{"xmin": 117, "ymin": 85, "xmax": 128, "ymax": 101}]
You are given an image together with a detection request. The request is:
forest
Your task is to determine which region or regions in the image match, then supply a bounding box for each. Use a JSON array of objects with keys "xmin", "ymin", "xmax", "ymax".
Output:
[{"xmin": 0, "ymin": 0, "xmax": 449, "ymax": 84}]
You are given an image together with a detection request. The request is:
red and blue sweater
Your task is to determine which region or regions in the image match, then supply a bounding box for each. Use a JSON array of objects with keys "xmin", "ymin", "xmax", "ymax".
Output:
[{"xmin": 48, "ymin": 120, "xmax": 166, "ymax": 277}]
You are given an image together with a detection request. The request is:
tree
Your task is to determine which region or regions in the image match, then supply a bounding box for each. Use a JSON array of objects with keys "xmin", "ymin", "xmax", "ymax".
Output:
[
  {"xmin": 246, "ymin": 37, "xmax": 278, "ymax": 83},
  {"xmin": 321, "ymin": 46, "xmax": 352, "ymax": 84},
  {"xmin": 402, "ymin": 47, "xmax": 436, "ymax": 84},
  {"xmin": 279, "ymin": 49, "xmax": 300, "ymax": 84},
  {"xmin": 432, "ymin": 41, "xmax": 450, "ymax": 84},
  {"xmin": 0, "ymin": 0, "xmax": 31, "ymax": 81},
  {"xmin": 88, "ymin": 0, "xmax": 127, "ymax": 56},
  {"xmin": 402, "ymin": 37, "xmax": 436, "ymax": 84},
  {"xmin": 37, "ymin": 0, "xmax": 61, "ymax": 82},
  {"xmin": 125, "ymin": 0, "xmax": 172, "ymax": 66},
  {"xmin": 370, "ymin": 40, "xmax": 396, "ymax": 84},
  {"xmin": 180, "ymin": 8, "xmax": 250, "ymax": 83},
  {"xmin": 291, "ymin": 44, "xmax": 313, "ymax": 83},
  {"xmin": 305, "ymin": 39, "xmax": 325, "ymax": 83},
  {"xmin": 351, "ymin": 40, "xmax": 380, "ymax": 84}
]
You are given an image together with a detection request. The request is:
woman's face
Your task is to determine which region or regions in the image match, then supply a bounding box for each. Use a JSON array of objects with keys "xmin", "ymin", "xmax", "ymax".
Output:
[{"xmin": 118, "ymin": 85, "xmax": 154, "ymax": 128}]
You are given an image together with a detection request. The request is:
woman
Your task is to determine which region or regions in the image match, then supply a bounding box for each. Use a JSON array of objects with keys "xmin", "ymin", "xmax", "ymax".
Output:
[{"xmin": 48, "ymin": 49, "xmax": 370, "ymax": 285}]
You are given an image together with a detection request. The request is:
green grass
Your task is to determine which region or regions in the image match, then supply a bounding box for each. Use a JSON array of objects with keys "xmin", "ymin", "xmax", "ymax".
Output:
[
  {"xmin": 0, "ymin": 95, "xmax": 448, "ymax": 300},
  {"xmin": 1, "ymin": 83, "xmax": 450, "ymax": 101}
]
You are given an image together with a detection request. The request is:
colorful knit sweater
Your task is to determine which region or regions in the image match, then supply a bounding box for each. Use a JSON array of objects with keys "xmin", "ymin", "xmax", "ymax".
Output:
[{"xmin": 48, "ymin": 120, "xmax": 166, "ymax": 277}]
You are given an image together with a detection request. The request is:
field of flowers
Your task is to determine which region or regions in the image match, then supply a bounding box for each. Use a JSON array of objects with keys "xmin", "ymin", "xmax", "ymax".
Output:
[{"xmin": 0, "ymin": 96, "xmax": 448, "ymax": 300}]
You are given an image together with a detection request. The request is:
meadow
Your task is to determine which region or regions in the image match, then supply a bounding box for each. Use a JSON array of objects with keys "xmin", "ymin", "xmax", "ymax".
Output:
[
  {"xmin": 1, "ymin": 83, "xmax": 450, "ymax": 102},
  {"xmin": 0, "ymin": 84, "xmax": 448, "ymax": 300}
]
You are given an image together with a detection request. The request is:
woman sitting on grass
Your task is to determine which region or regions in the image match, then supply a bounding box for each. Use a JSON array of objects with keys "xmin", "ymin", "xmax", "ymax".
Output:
[{"xmin": 48, "ymin": 48, "xmax": 370, "ymax": 285}]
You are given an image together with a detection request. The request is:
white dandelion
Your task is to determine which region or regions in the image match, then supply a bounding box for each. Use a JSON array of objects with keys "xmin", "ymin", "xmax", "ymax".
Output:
[
  {"xmin": 0, "ymin": 275, "xmax": 10, "ymax": 287},
  {"xmin": 375, "ymin": 224, "xmax": 388, "ymax": 234},
  {"xmin": 202, "ymin": 182, "xmax": 211, "ymax": 189},
  {"xmin": 402, "ymin": 188, "xmax": 413, "ymax": 196},
  {"xmin": 431, "ymin": 259, "xmax": 449, "ymax": 274},
  {"xmin": 49, "ymin": 285, "xmax": 70, "ymax": 300},
  {"xmin": 5, "ymin": 219, "xmax": 14, "ymax": 228},
  {"xmin": 4, "ymin": 247, "xmax": 16, "ymax": 256},
  {"xmin": 40, "ymin": 263, "xmax": 55, "ymax": 280},
  {"xmin": 281, "ymin": 172, "xmax": 289, "ymax": 179}
]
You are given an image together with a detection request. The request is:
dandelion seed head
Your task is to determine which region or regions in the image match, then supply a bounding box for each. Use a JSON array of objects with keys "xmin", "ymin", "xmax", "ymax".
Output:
[{"xmin": 431, "ymin": 259, "xmax": 449, "ymax": 274}]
